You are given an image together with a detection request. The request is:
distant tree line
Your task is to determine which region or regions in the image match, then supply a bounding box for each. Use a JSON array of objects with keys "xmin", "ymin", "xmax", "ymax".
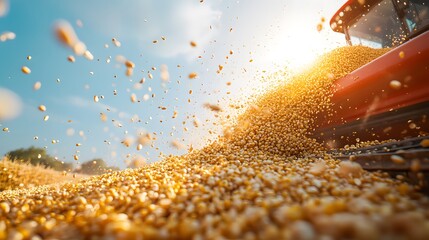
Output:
[{"xmin": 5, "ymin": 146, "xmax": 119, "ymax": 175}]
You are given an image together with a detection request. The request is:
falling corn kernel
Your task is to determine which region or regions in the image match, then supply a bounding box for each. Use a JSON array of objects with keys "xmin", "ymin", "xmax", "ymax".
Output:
[
  {"xmin": 73, "ymin": 155, "xmax": 79, "ymax": 161},
  {"xmin": 83, "ymin": 50, "xmax": 94, "ymax": 60},
  {"xmin": 93, "ymin": 95, "xmax": 99, "ymax": 103},
  {"xmin": 160, "ymin": 64, "xmax": 169, "ymax": 82},
  {"xmin": 54, "ymin": 20, "xmax": 87, "ymax": 55},
  {"xmin": 130, "ymin": 93, "xmax": 137, "ymax": 103},
  {"xmin": 33, "ymin": 82, "xmax": 41, "ymax": 91},
  {"xmin": 21, "ymin": 66, "xmax": 31, "ymax": 74},
  {"xmin": 171, "ymin": 140, "xmax": 185, "ymax": 149},
  {"xmin": 112, "ymin": 38, "xmax": 121, "ymax": 47},
  {"xmin": 390, "ymin": 155, "xmax": 405, "ymax": 164},
  {"xmin": 0, "ymin": 0, "xmax": 8, "ymax": 17},
  {"xmin": 38, "ymin": 105, "xmax": 46, "ymax": 112},
  {"xmin": 26, "ymin": 55, "xmax": 31, "ymax": 60},
  {"xmin": 389, "ymin": 80, "xmax": 401, "ymax": 90},
  {"xmin": 137, "ymin": 144, "xmax": 143, "ymax": 151},
  {"xmin": 317, "ymin": 23, "xmax": 323, "ymax": 32},
  {"xmin": 67, "ymin": 55, "xmax": 75, "ymax": 62},
  {"xmin": 193, "ymin": 118, "xmax": 200, "ymax": 127},
  {"xmin": 410, "ymin": 159, "xmax": 421, "ymax": 172},
  {"xmin": 71, "ymin": 41, "xmax": 86, "ymax": 56},
  {"xmin": 190, "ymin": 41, "xmax": 197, "ymax": 47},
  {"xmin": 2, "ymin": 127, "xmax": 8, "ymax": 132},
  {"xmin": 218, "ymin": 65, "xmax": 224, "ymax": 72},
  {"xmin": 188, "ymin": 72, "xmax": 198, "ymax": 79},
  {"xmin": 338, "ymin": 161, "xmax": 362, "ymax": 178},
  {"xmin": 0, "ymin": 31, "xmax": 15, "ymax": 42},
  {"xmin": 100, "ymin": 113, "xmax": 107, "ymax": 122},
  {"xmin": 399, "ymin": 51, "xmax": 405, "ymax": 59},
  {"xmin": 126, "ymin": 67, "xmax": 133, "ymax": 77},
  {"xmin": 204, "ymin": 103, "xmax": 222, "ymax": 112},
  {"xmin": 125, "ymin": 60, "xmax": 135, "ymax": 68},
  {"xmin": 43, "ymin": 115, "xmax": 49, "ymax": 121},
  {"xmin": 122, "ymin": 138, "xmax": 133, "ymax": 147},
  {"xmin": 420, "ymin": 139, "xmax": 429, "ymax": 148}
]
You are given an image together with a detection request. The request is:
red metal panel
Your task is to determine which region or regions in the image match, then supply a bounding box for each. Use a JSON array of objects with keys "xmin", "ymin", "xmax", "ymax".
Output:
[{"xmin": 329, "ymin": 30, "xmax": 429, "ymax": 126}]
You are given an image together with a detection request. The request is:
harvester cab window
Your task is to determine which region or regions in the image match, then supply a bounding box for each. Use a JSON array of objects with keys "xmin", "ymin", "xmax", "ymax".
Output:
[
  {"xmin": 347, "ymin": 0, "xmax": 409, "ymax": 48},
  {"xmin": 402, "ymin": 0, "xmax": 429, "ymax": 35},
  {"xmin": 341, "ymin": 0, "xmax": 429, "ymax": 48}
]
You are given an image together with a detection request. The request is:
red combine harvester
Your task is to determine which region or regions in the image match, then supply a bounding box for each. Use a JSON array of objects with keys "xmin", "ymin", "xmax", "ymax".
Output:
[{"xmin": 316, "ymin": 0, "xmax": 429, "ymax": 190}]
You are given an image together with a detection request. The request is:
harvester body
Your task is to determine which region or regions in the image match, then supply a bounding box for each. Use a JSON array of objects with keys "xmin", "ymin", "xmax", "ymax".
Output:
[{"xmin": 317, "ymin": 0, "xmax": 429, "ymax": 147}]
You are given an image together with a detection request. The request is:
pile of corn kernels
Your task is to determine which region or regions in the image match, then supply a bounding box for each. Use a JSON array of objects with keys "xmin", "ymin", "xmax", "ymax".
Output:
[
  {"xmin": 0, "ymin": 158, "xmax": 80, "ymax": 192},
  {"xmin": 1, "ymin": 46, "xmax": 428, "ymax": 240}
]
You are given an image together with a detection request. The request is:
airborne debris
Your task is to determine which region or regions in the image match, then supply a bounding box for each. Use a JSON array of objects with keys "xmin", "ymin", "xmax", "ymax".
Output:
[
  {"xmin": 390, "ymin": 155, "xmax": 405, "ymax": 164},
  {"xmin": 54, "ymin": 20, "xmax": 87, "ymax": 56},
  {"xmin": 0, "ymin": 0, "xmax": 9, "ymax": 17},
  {"xmin": 420, "ymin": 139, "xmax": 429, "ymax": 148},
  {"xmin": 38, "ymin": 105, "xmax": 46, "ymax": 112},
  {"xmin": 112, "ymin": 38, "xmax": 121, "ymax": 47},
  {"xmin": 160, "ymin": 64, "xmax": 169, "ymax": 82},
  {"xmin": 21, "ymin": 66, "xmax": 31, "ymax": 74},
  {"xmin": 0, "ymin": 31, "xmax": 15, "ymax": 42},
  {"xmin": 67, "ymin": 55, "xmax": 75, "ymax": 62},
  {"xmin": 171, "ymin": 139, "xmax": 185, "ymax": 149},
  {"xmin": 389, "ymin": 80, "xmax": 402, "ymax": 90},
  {"xmin": 100, "ymin": 113, "xmax": 107, "ymax": 122},
  {"xmin": 83, "ymin": 50, "xmax": 94, "ymax": 61},
  {"xmin": 130, "ymin": 93, "xmax": 137, "ymax": 103},
  {"xmin": 317, "ymin": 23, "xmax": 323, "ymax": 32},
  {"xmin": 33, "ymin": 82, "xmax": 41, "ymax": 91},
  {"xmin": 203, "ymin": 103, "xmax": 222, "ymax": 112},
  {"xmin": 188, "ymin": 72, "xmax": 198, "ymax": 79},
  {"xmin": 125, "ymin": 60, "xmax": 135, "ymax": 68}
]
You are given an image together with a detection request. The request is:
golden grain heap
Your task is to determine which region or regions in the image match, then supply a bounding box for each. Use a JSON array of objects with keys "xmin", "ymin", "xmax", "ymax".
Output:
[
  {"xmin": 0, "ymin": 158, "xmax": 79, "ymax": 192},
  {"xmin": 1, "ymin": 46, "xmax": 429, "ymax": 240}
]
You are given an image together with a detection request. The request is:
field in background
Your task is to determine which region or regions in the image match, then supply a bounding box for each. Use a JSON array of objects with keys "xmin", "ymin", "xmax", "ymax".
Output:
[{"xmin": 0, "ymin": 157, "xmax": 84, "ymax": 192}]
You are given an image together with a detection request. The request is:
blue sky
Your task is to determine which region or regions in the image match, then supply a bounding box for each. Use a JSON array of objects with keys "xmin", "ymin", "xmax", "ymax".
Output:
[{"xmin": 0, "ymin": 0, "xmax": 346, "ymax": 169}]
